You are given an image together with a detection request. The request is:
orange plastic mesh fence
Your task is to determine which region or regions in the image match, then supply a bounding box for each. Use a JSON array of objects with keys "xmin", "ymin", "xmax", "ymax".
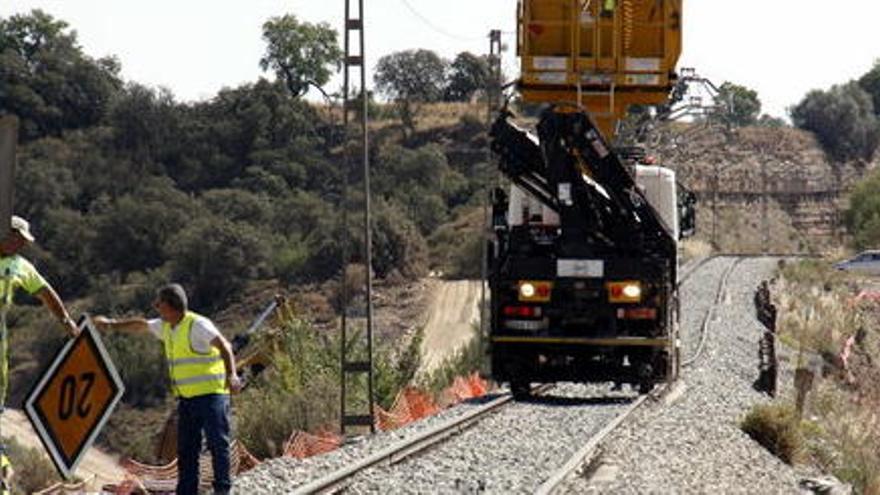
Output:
[
  {"xmin": 33, "ymin": 475, "xmax": 94, "ymax": 495},
  {"xmin": 375, "ymin": 386, "xmax": 441, "ymax": 431},
  {"xmin": 116, "ymin": 440, "xmax": 260, "ymax": 493},
  {"xmin": 283, "ymin": 429, "xmax": 342, "ymax": 459},
  {"xmin": 448, "ymin": 372, "xmax": 489, "ymax": 402},
  {"xmin": 110, "ymin": 373, "xmax": 489, "ymax": 488}
]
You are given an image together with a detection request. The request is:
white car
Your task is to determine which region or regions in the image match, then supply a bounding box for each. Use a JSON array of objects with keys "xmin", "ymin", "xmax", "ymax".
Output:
[{"xmin": 834, "ymin": 250, "xmax": 880, "ymax": 275}]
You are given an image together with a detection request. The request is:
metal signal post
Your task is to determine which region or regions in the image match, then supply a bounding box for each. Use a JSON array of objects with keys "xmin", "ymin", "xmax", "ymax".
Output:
[
  {"xmin": 480, "ymin": 30, "xmax": 503, "ymax": 358},
  {"xmin": 340, "ymin": 0, "xmax": 375, "ymax": 435},
  {"xmin": 0, "ymin": 116, "xmax": 16, "ymax": 232}
]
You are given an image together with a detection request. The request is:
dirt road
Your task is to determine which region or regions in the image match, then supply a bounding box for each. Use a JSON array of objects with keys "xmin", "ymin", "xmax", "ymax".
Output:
[
  {"xmin": 418, "ymin": 280, "xmax": 482, "ymax": 375},
  {"xmin": 2, "ymin": 408, "xmax": 125, "ymax": 489}
]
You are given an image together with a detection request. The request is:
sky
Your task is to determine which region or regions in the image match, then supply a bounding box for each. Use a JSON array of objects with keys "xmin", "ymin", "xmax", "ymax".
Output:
[{"xmin": 6, "ymin": 0, "xmax": 880, "ymax": 119}]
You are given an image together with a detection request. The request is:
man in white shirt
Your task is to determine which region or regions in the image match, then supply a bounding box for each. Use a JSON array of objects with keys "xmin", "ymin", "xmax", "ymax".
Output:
[{"xmin": 94, "ymin": 284, "xmax": 241, "ymax": 495}]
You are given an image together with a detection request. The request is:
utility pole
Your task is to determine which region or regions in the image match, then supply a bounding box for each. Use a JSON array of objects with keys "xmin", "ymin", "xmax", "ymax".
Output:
[
  {"xmin": 479, "ymin": 30, "xmax": 503, "ymax": 362},
  {"xmin": 0, "ymin": 116, "xmax": 16, "ymax": 231},
  {"xmin": 0, "ymin": 116, "xmax": 18, "ymax": 452},
  {"xmin": 340, "ymin": 0, "xmax": 374, "ymax": 436}
]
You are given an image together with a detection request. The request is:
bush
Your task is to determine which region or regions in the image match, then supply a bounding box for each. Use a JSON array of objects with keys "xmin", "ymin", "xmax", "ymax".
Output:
[
  {"xmin": 166, "ymin": 215, "xmax": 274, "ymax": 310},
  {"xmin": 2, "ymin": 436, "xmax": 59, "ymax": 494},
  {"xmin": 741, "ymin": 403, "xmax": 804, "ymax": 464},
  {"xmin": 845, "ymin": 168, "xmax": 880, "ymax": 250},
  {"xmin": 235, "ymin": 310, "xmax": 424, "ymax": 458},
  {"xmin": 791, "ymin": 82, "xmax": 880, "ymax": 162}
]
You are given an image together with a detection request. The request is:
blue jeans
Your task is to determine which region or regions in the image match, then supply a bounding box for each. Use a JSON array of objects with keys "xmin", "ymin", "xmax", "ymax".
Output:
[{"xmin": 177, "ymin": 394, "xmax": 231, "ymax": 495}]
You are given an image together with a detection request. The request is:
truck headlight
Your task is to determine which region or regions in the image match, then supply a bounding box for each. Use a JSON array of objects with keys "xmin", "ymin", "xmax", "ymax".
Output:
[
  {"xmin": 607, "ymin": 281, "xmax": 642, "ymax": 303},
  {"xmin": 518, "ymin": 281, "xmax": 553, "ymax": 302}
]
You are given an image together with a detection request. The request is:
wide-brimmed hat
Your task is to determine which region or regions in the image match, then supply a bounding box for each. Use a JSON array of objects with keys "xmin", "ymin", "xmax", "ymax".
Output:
[{"xmin": 10, "ymin": 215, "xmax": 35, "ymax": 242}]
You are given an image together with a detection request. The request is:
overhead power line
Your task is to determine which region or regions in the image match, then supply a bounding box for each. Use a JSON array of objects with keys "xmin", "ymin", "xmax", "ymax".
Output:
[{"xmin": 398, "ymin": 0, "xmax": 488, "ymax": 42}]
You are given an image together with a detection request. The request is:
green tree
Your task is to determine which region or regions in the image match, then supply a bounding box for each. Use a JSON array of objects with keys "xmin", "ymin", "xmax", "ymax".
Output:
[
  {"xmin": 444, "ymin": 52, "xmax": 489, "ymax": 102},
  {"xmin": 166, "ymin": 215, "xmax": 274, "ymax": 310},
  {"xmin": 259, "ymin": 15, "xmax": 342, "ymax": 97},
  {"xmin": 756, "ymin": 114, "xmax": 787, "ymax": 128},
  {"xmin": 857, "ymin": 59, "xmax": 880, "ymax": 116},
  {"xmin": 375, "ymin": 49, "xmax": 448, "ymax": 133},
  {"xmin": 711, "ymin": 82, "xmax": 761, "ymax": 127},
  {"xmin": 844, "ymin": 168, "xmax": 880, "ymax": 249},
  {"xmin": 371, "ymin": 200, "xmax": 428, "ymax": 279},
  {"xmin": 107, "ymin": 83, "xmax": 180, "ymax": 163},
  {"xmin": 0, "ymin": 10, "xmax": 121, "ymax": 140},
  {"xmin": 92, "ymin": 178, "xmax": 196, "ymax": 273},
  {"xmin": 791, "ymin": 82, "xmax": 880, "ymax": 162}
]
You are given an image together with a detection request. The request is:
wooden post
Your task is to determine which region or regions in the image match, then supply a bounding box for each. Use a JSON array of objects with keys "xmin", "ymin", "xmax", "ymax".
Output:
[{"xmin": 0, "ymin": 116, "xmax": 17, "ymax": 231}]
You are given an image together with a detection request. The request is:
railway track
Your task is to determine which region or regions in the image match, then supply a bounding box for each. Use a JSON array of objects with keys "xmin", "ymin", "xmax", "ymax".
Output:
[
  {"xmin": 291, "ymin": 385, "xmax": 554, "ymax": 494},
  {"xmin": 288, "ymin": 258, "xmax": 730, "ymax": 493},
  {"xmin": 535, "ymin": 255, "xmax": 740, "ymax": 492},
  {"xmin": 241, "ymin": 254, "xmax": 787, "ymax": 494},
  {"xmin": 682, "ymin": 257, "xmax": 745, "ymax": 367}
]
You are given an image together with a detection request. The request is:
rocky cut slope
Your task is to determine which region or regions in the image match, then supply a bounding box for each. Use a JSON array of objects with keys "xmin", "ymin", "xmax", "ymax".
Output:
[{"xmin": 648, "ymin": 123, "xmax": 872, "ymax": 253}]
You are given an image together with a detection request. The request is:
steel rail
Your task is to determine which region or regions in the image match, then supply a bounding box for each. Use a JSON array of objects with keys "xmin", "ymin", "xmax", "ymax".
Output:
[
  {"xmin": 678, "ymin": 255, "xmax": 716, "ymax": 287},
  {"xmin": 534, "ymin": 254, "xmax": 792, "ymax": 493},
  {"xmin": 682, "ymin": 256, "xmax": 745, "ymax": 367},
  {"xmin": 533, "ymin": 384, "xmax": 667, "ymax": 495},
  {"xmin": 292, "ymin": 385, "xmax": 552, "ymax": 494}
]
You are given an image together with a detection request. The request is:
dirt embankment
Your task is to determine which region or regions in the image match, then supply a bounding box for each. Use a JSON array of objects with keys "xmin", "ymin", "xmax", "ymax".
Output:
[
  {"xmin": 417, "ymin": 280, "xmax": 482, "ymax": 375},
  {"xmin": 2, "ymin": 409, "xmax": 125, "ymax": 489}
]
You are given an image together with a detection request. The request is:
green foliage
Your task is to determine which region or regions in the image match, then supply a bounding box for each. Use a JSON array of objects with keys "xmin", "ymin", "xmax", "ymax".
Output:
[
  {"xmin": 858, "ymin": 59, "xmax": 880, "ymax": 117},
  {"xmin": 844, "ymin": 168, "xmax": 880, "ymax": 249},
  {"xmin": 34, "ymin": 207, "xmax": 97, "ymax": 295},
  {"xmin": 756, "ymin": 114, "xmax": 787, "ymax": 128},
  {"xmin": 0, "ymin": 10, "xmax": 121, "ymax": 141},
  {"xmin": 375, "ymin": 49, "xmax": 448, "ymax": 132},
  {"xmin": 444, "ymin": 52, "xmax": 490, "ymax": 102},
  {"xmin": 103, "ymin": 331, "xmax": 168, "ymax": 407},
  {"xmin": 791, "ymin": 82, "xmax": 880, "ymax": 162},
  {"xmin": 429, "ymin": 207, "xmax": 483, "ymax": 279},
  {"xmin": 166, "ymin": 215, "xmax": 274, "ymax": 310},
  {"xmin": 259, "ymin": 15, "xmax": 342, "ymax": 97},
  {"xmin": 371, "ymin": 200, "xmax": 429, "ymax": 279},
  {"xmin": 212, "ymin": 315, "xmax": 336, "ymax": 458},
  {"xmin": 2, "ymin": 436, "xmax": 59, "ymax": 494},
  {"xmin": 374, "ymin": 328, "xmax": 423, "ymax": 409},
  {"xmin": 92, "ymin": 178, "xmax": 195, "ymax": 273},
  {"xmin": 711, "ymin": 81, "xmax": 762, "ymax": 127},
  {"xmin": 741, "ymin": 403, "xmax": 804, "ymax": 464},
  {"xmin": 236, "ymin": 315, "xmax": 422, "ymax": 458},
  {"xmin": 373, "ymin": 144, "xmax": 467, "ymax": 236},
  {"xmin": 107, "ymin": 83, "xmax": 180, "ymax": 163}
]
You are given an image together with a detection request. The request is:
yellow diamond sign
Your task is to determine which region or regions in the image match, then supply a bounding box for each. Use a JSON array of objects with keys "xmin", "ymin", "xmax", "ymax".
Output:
[{"xmin": 25, "ymin": 316, "xmax": 125, "ymax": 479}]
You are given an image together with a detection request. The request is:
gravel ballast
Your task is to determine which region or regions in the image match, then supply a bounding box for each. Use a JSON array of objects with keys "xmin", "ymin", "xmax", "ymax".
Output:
[
  {"xmin": 238, "ymin": 257, "xmax": 811, "ymax": 494},
  {"xmin": 559, "ymin": 257, "xmax": 803, "ymax": 494}
]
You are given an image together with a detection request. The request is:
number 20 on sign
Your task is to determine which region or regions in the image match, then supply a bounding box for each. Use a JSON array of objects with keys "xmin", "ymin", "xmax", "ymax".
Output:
[{"xmin": 25, "ymin": 316, "xmax": 125, "ymax": 479}]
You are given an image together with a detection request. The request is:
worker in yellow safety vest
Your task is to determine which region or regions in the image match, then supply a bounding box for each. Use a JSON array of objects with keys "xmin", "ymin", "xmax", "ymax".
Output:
[
  {"xmin": 0, "ymin": 448, "xmax": 11, "ymax": 495},
  {"xmin": 0, "ymin": 215, "xmax": 79, "ymax": 406},
  {"xmin": 94, "ymin": 284, "xmax": 241, "ymax": 495}
]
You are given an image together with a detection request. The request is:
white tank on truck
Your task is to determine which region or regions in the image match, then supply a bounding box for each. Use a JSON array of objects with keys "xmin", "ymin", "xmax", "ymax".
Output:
[{"xmin": 635, "ymin": 165, "xmax": 679, "ymax": 241}]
